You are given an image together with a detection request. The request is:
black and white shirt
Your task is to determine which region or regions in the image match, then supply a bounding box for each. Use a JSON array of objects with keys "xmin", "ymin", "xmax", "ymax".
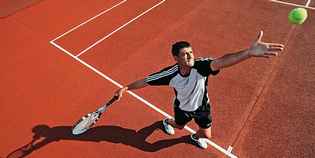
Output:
[{"xmin": 144, "ymin": 58, "xmax": 219, "ymax": 111}]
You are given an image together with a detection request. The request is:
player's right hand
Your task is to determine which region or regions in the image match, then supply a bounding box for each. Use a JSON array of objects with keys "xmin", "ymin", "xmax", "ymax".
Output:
[{"xmin": 114, "ymin": 87, "xmax": 128, "ymax": 101}]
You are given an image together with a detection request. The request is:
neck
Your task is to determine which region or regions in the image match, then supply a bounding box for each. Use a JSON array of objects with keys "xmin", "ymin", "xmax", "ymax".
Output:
[{"xmin": 179, "ymin": 65, "xmax": 191, "ymax": 76}]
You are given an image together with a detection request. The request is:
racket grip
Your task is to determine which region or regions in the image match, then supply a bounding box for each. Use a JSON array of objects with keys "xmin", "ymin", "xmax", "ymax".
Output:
[
  {"xmin": 106, "ymin": 95, "xmax": 119, "ymax": 106},
  {"xmin": 96, "ymin": 96, "xmax": 119, "ymax": 113},
  {"xmin": 97, "ymin": 106, "xmax": 106, "ymax": 113}
]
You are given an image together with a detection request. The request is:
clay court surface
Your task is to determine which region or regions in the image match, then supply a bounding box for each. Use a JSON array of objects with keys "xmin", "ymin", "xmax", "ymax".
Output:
[{"xmin": 1, "ymin": 0, "xmax": 315, "ymax": 157}]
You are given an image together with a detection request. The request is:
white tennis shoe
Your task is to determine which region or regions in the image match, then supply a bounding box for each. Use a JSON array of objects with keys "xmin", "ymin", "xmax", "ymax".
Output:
[
  {"xmin": 162, "ymin": 119, "xmax": 175, "ymax": 135},
  {"xmin": 190, "ymin": 134, "xmax": 208, "ymax": 149}
]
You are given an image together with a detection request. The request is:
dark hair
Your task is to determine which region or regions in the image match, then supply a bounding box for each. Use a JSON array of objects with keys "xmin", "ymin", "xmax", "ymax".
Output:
[{"xmin": 171, "ymin": 41, "xmax": 191, "ymax": 56}]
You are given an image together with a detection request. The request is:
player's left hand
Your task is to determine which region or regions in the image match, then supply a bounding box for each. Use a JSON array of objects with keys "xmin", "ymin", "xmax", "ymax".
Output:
[{"xmin": 248, "ymin": 31, "xmax": 285, "ymax": 58}]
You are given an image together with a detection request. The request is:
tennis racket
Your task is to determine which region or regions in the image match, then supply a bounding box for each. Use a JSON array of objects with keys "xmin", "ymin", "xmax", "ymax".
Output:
[{"xmin": 72, "ymin": 95, "xmax": 119, "ymax": 135}]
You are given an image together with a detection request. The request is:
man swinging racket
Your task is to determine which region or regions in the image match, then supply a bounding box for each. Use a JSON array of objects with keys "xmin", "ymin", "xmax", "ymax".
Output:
[{"xmin": 113, "ymin": 31, "xmax": 284, "ymax": 149}]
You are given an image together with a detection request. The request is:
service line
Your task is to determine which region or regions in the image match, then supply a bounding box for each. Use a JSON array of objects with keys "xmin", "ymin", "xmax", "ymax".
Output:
[
  {"xmin": 270, "ymin": 0, "xmax": 315, "ymax": 9},
  {"xmin": 51, "ymin": 0, "xmax": 127, "ymax": 42},
  {"xmin": 76, "ymin": 0, "xmax": 167, "ymax": 57}
]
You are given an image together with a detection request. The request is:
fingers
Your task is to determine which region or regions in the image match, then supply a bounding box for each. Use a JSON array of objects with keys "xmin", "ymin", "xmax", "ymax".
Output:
[
  {"xmin": 256, "ymin": 30, "xmax": 264, "ymax": 42},
  {"xmin": 256, "ymin": 53, "xmax": 278, "ymax": 58},
  {"xmin": 267, "ymin": 47, "xmax": 284, "ymax": 52},
  {"xmin": 114, "ymin": 87, "xmax": 128, "ymax": 101},
  {"xmin": 113, "ymin": 93, "xmax": 120, "ymax": 100},
  {"xmin": 268, "ymin": 43, "xmax": 285, "ymax": 48},
  {"xmin": 256, "ymin": 55, "xmax": 271, "ymax": 58},
  {"xmin": 254, "ymin": 52, "xmax": 279, "ymax": 58},
  {"xmin": 264, "ymin": 52, "xmax": 279, "ymax": 56},
  {"xmin": 266, "ymin": 42, "xmax": 284, "ymax": 52},
  {"xmin": 113, "ymin": 90, "xmax": 121, "ymax": 101}
]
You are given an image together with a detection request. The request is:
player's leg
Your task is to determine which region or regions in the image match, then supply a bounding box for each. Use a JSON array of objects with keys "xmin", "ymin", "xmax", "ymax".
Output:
[
  {"xmin": 195, "ymin": 126, "xmax": 211, "ymax": 138},
  {"xmin": 191, "ymin": 104, "xmax": 212, "ymax": 149},
  {"xmin": 164, "ymin": 119, "xmax": 185, "ymax": 129},
  {"xmin": 162, "ymin": 106, "xmax": 192, "ymax": 135},
  {"xmin": 190, "ymin": 127, "xmax": 211, "ymax": 149}
]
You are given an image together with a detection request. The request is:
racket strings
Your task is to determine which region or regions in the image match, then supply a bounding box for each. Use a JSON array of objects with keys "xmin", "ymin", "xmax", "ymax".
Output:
[
  {"xmin": 80, "ymin": 113, "xmax": 100, "ymax": 128},
  {"xmin": 88, "ymin": 112, "xmax": 101, "ymax": 124},
  {"xmin": 72, "ymin": 96, "xmax": 118, "ymax": 135}
]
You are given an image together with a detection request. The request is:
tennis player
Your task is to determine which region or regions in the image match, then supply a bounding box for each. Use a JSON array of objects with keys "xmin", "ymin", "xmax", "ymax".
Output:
[{"xmin": 113, "ymin": 31, "xmax": 284, "ymax": 149}]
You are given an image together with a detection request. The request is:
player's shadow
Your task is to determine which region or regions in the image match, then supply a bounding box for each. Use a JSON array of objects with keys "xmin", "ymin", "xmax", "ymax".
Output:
[{"xmin": 7, "ymin": 121, "xmax": 192, "ymax": 158}]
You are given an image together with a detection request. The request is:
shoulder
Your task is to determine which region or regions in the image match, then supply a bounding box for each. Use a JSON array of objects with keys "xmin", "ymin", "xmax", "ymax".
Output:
[
  {"xmin": 193, "ymin": 57, "xmax": 219, "ymax": 76},
  {"xmin": 159, "ymin": 64, "xmax": 179, "ymax": 72},
  {"xmin": 195, "ymin": 57, "xmax": 214, "ymax": 62},
  {"xmin": 193, "ymin": 57, "xmax": 214, "ymax": 67},
  {"xmin": 145, "ymin": 64, "xmax": 178, "ymax": 80}
]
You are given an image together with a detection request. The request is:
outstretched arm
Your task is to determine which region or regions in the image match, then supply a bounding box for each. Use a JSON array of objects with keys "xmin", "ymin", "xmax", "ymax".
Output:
[
  {"xmin": 210, "ymin": 31, "xmax": 285, "ymax": 71},
  {"xmin": 114, "ymin": 79, "xmax": 149, "ymax": 100}
]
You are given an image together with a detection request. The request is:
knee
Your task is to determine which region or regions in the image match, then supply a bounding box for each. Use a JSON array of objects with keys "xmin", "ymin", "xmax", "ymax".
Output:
[
  {"xmin": 203, "ymin": 128, "xmax": 212, "ymax": 139},
  {"xmin": 177, "ymin": 125, "xmax": 185, "ymax": 129},
  {"xmin": 174, "ymin": 123, "xmax": 185, "ymax": 129},
  {"xmin": 204, "ymin": 131, "xmax": 211, "ymax": 139},
  {"xmin": 198, "ymin": 127, "xmax": 212, "ymax": 139}
]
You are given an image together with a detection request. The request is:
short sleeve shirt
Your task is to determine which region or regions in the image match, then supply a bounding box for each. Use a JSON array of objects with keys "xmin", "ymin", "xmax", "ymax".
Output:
[{"xmin": 144, "ymin": 58, "xmax": 219, "ymax": 111}]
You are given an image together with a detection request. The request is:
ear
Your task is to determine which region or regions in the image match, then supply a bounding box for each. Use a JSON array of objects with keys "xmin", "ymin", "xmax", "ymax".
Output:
[{"xmin": 173, "ymin": 55, "xmax": 179, "ymax": 62}]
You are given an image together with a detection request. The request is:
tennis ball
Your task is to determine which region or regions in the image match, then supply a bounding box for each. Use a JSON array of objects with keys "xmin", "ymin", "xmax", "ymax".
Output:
[{"xmin": 288, "ymin": 7, "xmax": 308, "ymax": 25}]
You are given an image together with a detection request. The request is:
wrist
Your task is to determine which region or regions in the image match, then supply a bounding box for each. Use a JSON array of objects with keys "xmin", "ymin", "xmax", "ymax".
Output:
[
  {"xmin": 245, "ymin": 48, "xmax": 252, "ymax": 58},
  {"xmin": 123, "ymin": 86, "xmax": 129, "ymax": 91}
]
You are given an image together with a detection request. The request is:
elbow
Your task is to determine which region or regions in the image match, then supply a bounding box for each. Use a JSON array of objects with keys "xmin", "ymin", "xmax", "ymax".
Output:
[{"xmin": 210, "ymin": 61, "xmax": 221, "ymax": 71}]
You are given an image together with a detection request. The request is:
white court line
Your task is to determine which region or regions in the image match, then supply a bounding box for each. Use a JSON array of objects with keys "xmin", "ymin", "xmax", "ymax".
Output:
[
  {"xmin": 306, "ymin": 0, "xmax": 311, "ymax": 7},
  {"xmin": 270, "ymin": 0, "xmax": 315, "ymax": 9},
  {"xmin": 228, "ymin": 146, "xmax": 233, "ymax": 153},
  {"xmin": 50, "ymin": 41, "xmax": 237, "ymax": 158},
  {"xmin": 76, "ymin": 0, "xmax": 167, "ymax": 57},
  {"xmin": 51, "ymin": 0, "xmax": 127, "ymax": 42},
  {"xmin": 228, "ymin": 0, "xmax": 313, "ymax": 153},
  {"xmin": 49, "ymin": 0, "xmax": 238, "ymax": 157}
]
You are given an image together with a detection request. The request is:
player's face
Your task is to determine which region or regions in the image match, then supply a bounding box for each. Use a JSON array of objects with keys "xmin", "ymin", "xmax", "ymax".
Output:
[{"xmin": 174, "ymin": 47, "xmax": 195, "ymax": 67}]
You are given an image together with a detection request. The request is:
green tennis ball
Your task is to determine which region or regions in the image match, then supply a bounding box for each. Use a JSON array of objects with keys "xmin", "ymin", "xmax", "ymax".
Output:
[{"xmin": 288, "ymin": 7, "xmax": 308, "ymax": 25}]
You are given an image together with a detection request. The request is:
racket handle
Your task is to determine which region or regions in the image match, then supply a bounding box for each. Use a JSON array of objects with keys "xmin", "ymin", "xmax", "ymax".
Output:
[
  {"xmin": 97, "ymin": 107, "xmax": 106, "ymax": 113},
  {"xmin": 106, "ymin": 95, "xmax": 119, "ymax": 106},
  {"xmin": 96, "ymin": 95, "xmax": 119, "ymax": 113}
]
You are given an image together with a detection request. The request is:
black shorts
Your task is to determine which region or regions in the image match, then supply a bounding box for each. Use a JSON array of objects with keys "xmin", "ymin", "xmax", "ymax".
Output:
[{"xmin": 174, "ymin": 104, "xmax": 212, "ymax": 129}]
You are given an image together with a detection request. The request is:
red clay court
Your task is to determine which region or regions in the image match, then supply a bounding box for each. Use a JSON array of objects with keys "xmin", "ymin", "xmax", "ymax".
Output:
[{"xmin": 1, "ymin": 0, "xmax": 315, "ymax": 157}]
